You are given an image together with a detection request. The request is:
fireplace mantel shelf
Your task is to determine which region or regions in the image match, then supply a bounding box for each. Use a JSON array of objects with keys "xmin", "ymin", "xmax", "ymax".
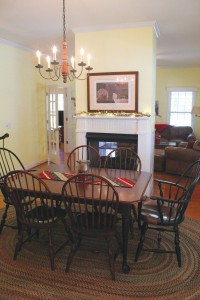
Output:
[{"xmin": 74, "ymin": 115, "xmax": 150, "ymax": 120}]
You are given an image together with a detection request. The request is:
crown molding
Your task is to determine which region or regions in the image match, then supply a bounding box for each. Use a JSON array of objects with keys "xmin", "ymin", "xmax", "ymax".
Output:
[
  {"xmin": 73, "ymin": 21, "xmax": 160, "ymax": 38},
  {"xmin": 0, "ymin": 37, "xmax": 33, "ymax": 52}
]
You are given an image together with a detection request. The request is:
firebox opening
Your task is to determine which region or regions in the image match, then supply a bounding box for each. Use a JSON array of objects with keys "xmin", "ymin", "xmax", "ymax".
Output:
[{"xmin": 86, "ymin": 132, "xmax": 138, "ymax": 166}]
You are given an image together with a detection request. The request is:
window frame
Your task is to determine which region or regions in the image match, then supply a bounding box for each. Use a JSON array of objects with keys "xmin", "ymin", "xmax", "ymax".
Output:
[{"xmin": 167, "ymin": 87, "xmax": 196, "ymax": 127}]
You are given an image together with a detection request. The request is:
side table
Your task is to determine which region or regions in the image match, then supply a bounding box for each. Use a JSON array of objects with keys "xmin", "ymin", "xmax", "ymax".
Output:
[
  {"xmin": 155, "ymin": 141, "xmax": 176, "ymax": 149},
  {"xmin": 154, "ymin": 149, "xmax": 166, "ymax": 171}
]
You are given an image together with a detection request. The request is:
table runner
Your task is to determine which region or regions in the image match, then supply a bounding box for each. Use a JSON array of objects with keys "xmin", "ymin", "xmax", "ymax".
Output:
[{"xmin": 39, "ymin": 171, "xmax": 135, "ymax": 188}]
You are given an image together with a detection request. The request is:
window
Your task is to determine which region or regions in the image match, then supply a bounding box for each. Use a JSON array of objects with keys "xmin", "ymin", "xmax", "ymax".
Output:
[{"xmin": 168, "ymin": 88, "xmax": 196, "ymax": 126}]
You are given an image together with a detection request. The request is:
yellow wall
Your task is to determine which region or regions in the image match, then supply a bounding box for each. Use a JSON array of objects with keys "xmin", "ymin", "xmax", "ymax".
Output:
[
  {"xmin": 156, "ymin": 67, "xmax": 200, "ymax": 138},
  {"xmin": 0, "ymin": 42, "xmax": 47, "ymax": 167},
  {"xmin": 74, "ymin": 27, "xmax": 157, "ymax": 124},
  {"xmin": 0, "ymin": 26, "xmax": 157, "ymax": 167}
]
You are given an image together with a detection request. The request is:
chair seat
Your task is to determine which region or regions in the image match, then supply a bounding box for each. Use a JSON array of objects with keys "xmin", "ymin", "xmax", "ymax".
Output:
[
  {"xmin": 142, "ymin": 198, "xmax": 157, "ymax": 206},
  {"xmin": 141, "ymin": 205, "xmax": 178, "ymax": 225},
  {"xmin": 24, "ymin": 206, "xmax": 66, "ymax": 225}
]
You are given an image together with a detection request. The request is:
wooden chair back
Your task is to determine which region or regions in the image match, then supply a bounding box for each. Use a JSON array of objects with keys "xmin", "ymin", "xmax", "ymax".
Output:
[
  {"xmin": 4, "ymin": 170, "xmax": 59, "ymax": 228},
  {"xmin": 67, "ymin": 145, "xmax": 101, "ymax": 171},
  {"xmin": 4, "ymin": 170, "xmax": 68, "ymax": 270},
  {"xmin": 0, "ymin": 147, "xmax": 25, "ymax": 233},
  {"xmin": 104, "ymin": 147, "xmax": 141, "ymax": 171},
  {"xmin": 62, "ymin": 173, "xmax": 119, "ymax": 235},
  {"xmin": 0, "ymin": 133, "xmax": 9, "ymax": 148}
]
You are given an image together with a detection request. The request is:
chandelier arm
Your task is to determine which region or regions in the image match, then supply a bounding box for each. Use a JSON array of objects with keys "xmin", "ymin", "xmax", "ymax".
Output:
[
  {"xmin": 72, "ymin": 74, "xmax": 90, "ymax": 80},
  {"xmin": 72, "ymin": 67, "xmax": 91, "ymax": 80},
  {"xmin": 38, "ymin": 68, "xmax": 52, "ymax": 80},
  {"xmin": 73, "ymin": 66, "xmax": 84, "ymax": 79},
  {"xmin": 67, "ymin": 70, "xmax": 75, "ymax": 81},
  {"xmin": 49, "ymin": 72, "xmax": 61, "ymax": 82},
  {"xmin": 53, "ymin": 64, "xmax": 61, "ymax": 79},
  {"xmin": 67, "ymin": 73, "xmax": 74, "ymax": 81}
]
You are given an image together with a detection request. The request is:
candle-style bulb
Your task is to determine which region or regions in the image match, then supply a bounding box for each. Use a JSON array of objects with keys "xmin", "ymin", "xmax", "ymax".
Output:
[
  {"xmin": 52, "ymin": 46, "xmax": 57, "ymax": 61},
  {"xmin": 87, "ymin": 54, "xmax": 91, "ymax": 66},
  {"xmin": 46, "ymin": 56, "xmax": 51, "ymax": 69},
  {"xmin": 80, "ymin": 48, "xmax": 85, "ymax": 61},
  {"xmin": 71, "ymin": 56, "xmax": 75, "ymax": 69},
  {"xmin": 52, "ymin": 46, "xmax": 57, "ymax": 60},
  {"xmin": 36, "ymin": 50, "xmax": 41, "ymax": 64}
]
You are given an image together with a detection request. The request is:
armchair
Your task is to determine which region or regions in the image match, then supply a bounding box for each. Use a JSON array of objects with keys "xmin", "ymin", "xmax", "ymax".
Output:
[{"xmin": 135, "ymin": 160, "xmax": 200, "ymax": 267}]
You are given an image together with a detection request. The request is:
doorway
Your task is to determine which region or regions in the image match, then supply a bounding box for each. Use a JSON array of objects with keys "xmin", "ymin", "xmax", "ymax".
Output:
[{"xmin": 46, "ymin": 85, "xmax": 75, "ymax": 164}]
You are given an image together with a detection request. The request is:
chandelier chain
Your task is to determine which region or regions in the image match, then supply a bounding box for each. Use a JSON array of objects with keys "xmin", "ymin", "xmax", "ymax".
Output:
[{"xmin": 63, "ymin": 0, "xmax": 66, "ymax": 41}]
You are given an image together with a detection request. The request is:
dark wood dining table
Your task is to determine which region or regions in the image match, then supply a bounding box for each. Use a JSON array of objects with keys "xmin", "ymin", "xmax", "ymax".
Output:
[{"xmin": 35, "ymin": 164, "xmax": 152, "ymax": 274}]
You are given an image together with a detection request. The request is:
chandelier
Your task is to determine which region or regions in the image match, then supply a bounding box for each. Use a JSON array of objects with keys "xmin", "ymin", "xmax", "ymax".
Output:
[{"xmin": 35, "ymin": 0, "xmax": 93, "ymax": 83}]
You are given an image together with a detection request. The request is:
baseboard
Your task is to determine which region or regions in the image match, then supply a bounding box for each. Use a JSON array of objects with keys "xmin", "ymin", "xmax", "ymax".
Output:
[{"xmin": 25, "ymin": 159, "xmax": 47, "ymax": 170}]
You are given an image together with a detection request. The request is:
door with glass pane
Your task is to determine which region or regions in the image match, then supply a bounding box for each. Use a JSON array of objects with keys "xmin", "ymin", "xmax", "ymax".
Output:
[
  {"xmin": 46, "ymin": 85, "xmax": 60, "ymax": 164},
  {"xmin": 46, "ymin": 85, "xmax": 75, "ymax": 162}
]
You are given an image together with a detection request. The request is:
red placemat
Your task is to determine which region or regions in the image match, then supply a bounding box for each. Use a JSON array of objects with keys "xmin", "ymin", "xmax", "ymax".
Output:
[{"xmin": 39, "ymin": 171, "xmax": 135, "ymax": 188}]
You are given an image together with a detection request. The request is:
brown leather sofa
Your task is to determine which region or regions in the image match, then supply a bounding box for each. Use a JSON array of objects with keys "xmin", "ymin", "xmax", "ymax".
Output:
[
  {"xmin": 165, "ymin": 142, "xmax": 200, "ymax": 175},
  {"xmin": 155, "ymin": 125, "xmax": 196, "ymax": 145}
]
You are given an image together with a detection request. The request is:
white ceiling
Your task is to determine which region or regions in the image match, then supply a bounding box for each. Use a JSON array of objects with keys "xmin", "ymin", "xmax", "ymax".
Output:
[{"xmin": 0, "ymin": 0, "xmax": 200, "ymax": 68}]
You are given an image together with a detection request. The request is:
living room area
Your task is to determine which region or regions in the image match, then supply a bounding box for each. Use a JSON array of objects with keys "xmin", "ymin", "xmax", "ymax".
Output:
[{"xmin": 154, "ymin": 69, "xmax": 200, "ymax": 176}]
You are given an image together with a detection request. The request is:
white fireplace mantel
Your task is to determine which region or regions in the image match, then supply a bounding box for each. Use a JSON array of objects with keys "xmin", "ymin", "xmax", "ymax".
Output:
[{"xmin": 74, "ymin": 115, "xmax": 154, "ymax": 178}]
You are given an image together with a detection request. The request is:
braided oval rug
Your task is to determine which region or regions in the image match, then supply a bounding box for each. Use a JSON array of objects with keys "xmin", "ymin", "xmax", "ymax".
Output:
[{"xmin": 0, "ymin": 207, "xmax": 199, "ymax": 300}]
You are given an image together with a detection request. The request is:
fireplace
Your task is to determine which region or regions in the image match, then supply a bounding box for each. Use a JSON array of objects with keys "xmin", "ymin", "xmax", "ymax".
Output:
[
  {"xmin": 74, "ymin": 115, "xmax": 154, "ymax": 195},
  {"xmin": 86, "ymin": 132, "xmax": 138, "ymax": 166}
]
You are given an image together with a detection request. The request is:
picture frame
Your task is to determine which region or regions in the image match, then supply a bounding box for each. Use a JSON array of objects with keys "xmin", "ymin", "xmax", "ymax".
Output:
[{"xmin": 87, "ymin": 71, "xmax": 138, "ymax": 112}]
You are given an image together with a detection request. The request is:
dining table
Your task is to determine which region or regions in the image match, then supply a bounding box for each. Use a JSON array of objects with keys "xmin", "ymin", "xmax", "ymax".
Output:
[{"xmin": 35, "ymin": 164, "xmax": 152, "ymax": 274}]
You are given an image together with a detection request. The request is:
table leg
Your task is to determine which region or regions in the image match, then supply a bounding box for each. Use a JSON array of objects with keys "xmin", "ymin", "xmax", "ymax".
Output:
[{"xmin": 122, "ymin": 215, "xmax": 130, "ymax": 273}]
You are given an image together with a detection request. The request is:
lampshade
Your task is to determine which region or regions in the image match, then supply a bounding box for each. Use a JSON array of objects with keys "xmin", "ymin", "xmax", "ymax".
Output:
[{"xmin": 191, "ymin": 106, "xmax": 200, "ymax": 116}]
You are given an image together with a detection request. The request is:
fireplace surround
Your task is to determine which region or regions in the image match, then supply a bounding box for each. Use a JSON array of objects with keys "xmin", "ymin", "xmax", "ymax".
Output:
[
  {"xmin": 74, "ymin": 115, "xmax": 154, "ymax": 194},
  {"xmin": 74, "ymin": 115, "xmax": 154, "ymax": 172}
]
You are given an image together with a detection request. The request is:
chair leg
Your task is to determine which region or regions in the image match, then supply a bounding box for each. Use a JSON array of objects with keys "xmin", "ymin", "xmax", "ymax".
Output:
[
  {"xmin": 135, "ymin": 222, "xmax": 148, "ymax": 262},
  {"xmin": 108, "ymin": 238, "xmax": 116, "ymax": 280},
  {"xmin": 129, "ymin": 215, "xmax": 134, "ymax": 239},
  {"xmin": 0, "ymin": 203, "xmax": 9, "ymax": 234},
  {"xmin": 132, "ymin": 204, "xmax": 138, "ymax": 222},
  {"xmin": 48, "ymin": 228, "xmax": 55, "ymax": 271},
  {"xmin": 137, "ymin": 202, "xmax": 142, "ymax": 230},
  {"xmin": 13, "ymin": 224, "xmax": 24, "ymax": 260},
  {"xmin": 66, "ymin": 236, "xmax": 81, "ymax": 273},
  {"xmin": 157, "ymin": 231, "xmax": 162, "ymax": 249},
  {"xmin": 174, "ymin": 225, "xmax": 181, "ymax": 267},
  {"xmin": 27, "ymin": 227, "xmax": 32, "ymax": 241},
  {"xmin": 62, "ymin": 217, "xmax": 75, "ymax": 244}
]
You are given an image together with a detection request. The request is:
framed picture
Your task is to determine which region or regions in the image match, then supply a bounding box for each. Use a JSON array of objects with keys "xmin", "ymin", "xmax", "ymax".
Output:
[{"xmin": 87, "ymin": 72, "xmax": 138, "ymax": 112}]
